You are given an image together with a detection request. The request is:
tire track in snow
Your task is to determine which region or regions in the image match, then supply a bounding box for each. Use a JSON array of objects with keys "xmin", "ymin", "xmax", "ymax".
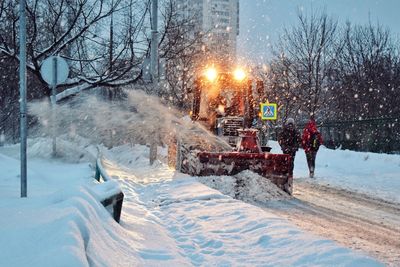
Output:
[{"xmin": 261, "ymin": 179, "xmax": 400, "ymax": 266}]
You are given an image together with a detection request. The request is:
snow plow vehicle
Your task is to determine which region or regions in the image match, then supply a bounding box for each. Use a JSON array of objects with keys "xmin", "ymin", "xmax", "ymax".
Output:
[{"xmin": 168, "ymin": 66, "xmax": 293, "ymax": 194}]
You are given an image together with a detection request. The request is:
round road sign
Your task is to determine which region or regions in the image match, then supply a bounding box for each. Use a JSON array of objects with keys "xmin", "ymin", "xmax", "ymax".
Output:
[{"xmin": 40, "ymin": 56, "xmax": 69, "ymax": 85}]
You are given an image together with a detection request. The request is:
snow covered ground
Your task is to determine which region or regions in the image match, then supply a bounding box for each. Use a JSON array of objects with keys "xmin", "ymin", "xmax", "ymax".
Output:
[
  {"xmin": 0, "ymin": 137, "xmax": 388, "ymax": 266},
  {"xmin": 268, "ymin": 141, "xmax": 400, "ymax": 204}
]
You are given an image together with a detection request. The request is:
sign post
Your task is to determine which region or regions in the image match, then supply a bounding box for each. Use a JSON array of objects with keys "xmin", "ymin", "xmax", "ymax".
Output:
[
  {"xmin": 19, "ymin": 0, "xmax": 27, "ymax": 198},
  {"xmin": 40, "ymin": 56, "xmax": 69, "ymax": 156},
  {"xmin": 51, "ymin": 57, "xmax": 58, "ymax": 156}
]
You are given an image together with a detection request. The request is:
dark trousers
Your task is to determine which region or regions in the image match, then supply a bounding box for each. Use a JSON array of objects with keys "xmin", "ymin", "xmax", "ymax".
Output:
[
  {"xmin": 283, "ymin": 150, "xmax": 296, "ymax": 175},
  {"xmin": 305, "ymin": 151, "xmax": 317, "ymax": 173}
]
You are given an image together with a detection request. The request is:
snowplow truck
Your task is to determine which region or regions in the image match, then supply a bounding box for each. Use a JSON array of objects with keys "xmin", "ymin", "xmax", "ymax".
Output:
[{"xmin": 168, "ymin": 67, "xmax": 293, "ymax": 195}]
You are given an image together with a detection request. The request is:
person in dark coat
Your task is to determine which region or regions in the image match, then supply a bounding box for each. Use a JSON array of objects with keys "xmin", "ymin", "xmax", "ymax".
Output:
[
  {"xmin": 302, "ymin": 116, "xmax": 323, "ymax": 178},
  {"xmin": 278, "ymin": 118, "xmax": 301, "ymax": 174}
]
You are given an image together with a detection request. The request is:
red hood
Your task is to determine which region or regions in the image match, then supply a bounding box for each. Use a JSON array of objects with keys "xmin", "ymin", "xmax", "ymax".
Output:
[{"xmin": 305, "ymin": 119, "xmax": 318, "ymax": 133}]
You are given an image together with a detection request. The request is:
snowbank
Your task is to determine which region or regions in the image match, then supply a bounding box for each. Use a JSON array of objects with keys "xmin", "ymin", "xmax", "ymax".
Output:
[
  {"xmin": 197, "ymin": 170, "xmax": 291, "ymax": 203},
  {"xmin": 0, "ymin": 135, "xmax": 98, "ymax": 164},
  {"xmin": 269, "ymin": 141, "xmax": 400, "ymax": 203}
]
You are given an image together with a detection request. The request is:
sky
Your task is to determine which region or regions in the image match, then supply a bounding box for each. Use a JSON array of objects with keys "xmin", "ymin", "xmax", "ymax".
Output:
[{"xmin": 237, "ymin": 0, "xmax": 400, "ymax": 63}]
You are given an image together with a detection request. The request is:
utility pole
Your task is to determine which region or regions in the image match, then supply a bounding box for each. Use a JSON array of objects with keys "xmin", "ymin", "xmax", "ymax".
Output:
[
  {"xmin": 149, "ymin": 0, "xmax": 158, "ymax": 165},
  {"xmin": 19, "ymin": 0, "xmax": 27, "ymax": 197}
]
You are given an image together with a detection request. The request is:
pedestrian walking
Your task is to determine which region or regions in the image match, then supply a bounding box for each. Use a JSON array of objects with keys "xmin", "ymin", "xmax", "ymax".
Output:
[
  {"xmin": 278, "ymin": 118, "xmax": 301, "ymax": 174},
  {"xmin": 302, "ymin": 116, "xmax": 323, "ymax": 178}
]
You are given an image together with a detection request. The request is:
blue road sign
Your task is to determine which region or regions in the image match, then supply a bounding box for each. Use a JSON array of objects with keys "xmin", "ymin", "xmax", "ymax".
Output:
[{"xmin": 260, "ymin": 103, "xmax": 277, "ymax": 120}]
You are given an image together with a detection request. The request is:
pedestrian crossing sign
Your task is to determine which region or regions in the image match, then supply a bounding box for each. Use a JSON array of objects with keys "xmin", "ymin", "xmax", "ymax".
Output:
[{"xmin": 260, "ymin": 103, "xmax": 277, "ymax": 120}]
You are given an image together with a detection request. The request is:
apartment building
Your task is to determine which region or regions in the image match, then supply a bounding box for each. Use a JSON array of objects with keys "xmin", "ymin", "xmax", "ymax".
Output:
[{"xmin": 176, "ymin": 0, "xmax": 240, "ymax": 65}]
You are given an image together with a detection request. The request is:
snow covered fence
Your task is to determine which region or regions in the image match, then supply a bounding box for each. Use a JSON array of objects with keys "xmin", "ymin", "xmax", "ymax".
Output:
[{"xmin": 94, "ymin": 156, "xmax": 124, "ymax": 223}]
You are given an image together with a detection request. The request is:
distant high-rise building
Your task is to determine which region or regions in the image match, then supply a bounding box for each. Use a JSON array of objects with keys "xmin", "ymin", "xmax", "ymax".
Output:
[{"xmin": 176, "ymin": 0, "xmax": 240, "ymax": 66}]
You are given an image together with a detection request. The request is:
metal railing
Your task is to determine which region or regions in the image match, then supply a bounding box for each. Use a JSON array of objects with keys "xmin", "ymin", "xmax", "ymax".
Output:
[{"xmin": 94, "ymin": 157, "xmax": 124, "ymax": 223}]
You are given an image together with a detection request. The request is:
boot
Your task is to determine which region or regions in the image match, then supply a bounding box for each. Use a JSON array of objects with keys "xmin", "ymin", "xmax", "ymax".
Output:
[{"xmin": 309, "ymin": 167, "xmax": 315, "ymax": 178}]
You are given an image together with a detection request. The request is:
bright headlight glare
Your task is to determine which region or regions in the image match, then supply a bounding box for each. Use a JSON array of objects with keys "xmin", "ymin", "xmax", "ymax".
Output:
[
  {"xmin": 205, "ymin": 68, "xmax": 217, "ymax": 82},
  {"xmin": 234, "ymin": 68, "xmax": 246, "ymax": 81}
]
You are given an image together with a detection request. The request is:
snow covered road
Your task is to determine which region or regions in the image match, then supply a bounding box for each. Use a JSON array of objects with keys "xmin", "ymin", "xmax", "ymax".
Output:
[{"xmin": 262, "ymin": 179, "xmax": 400, "ymax": 266}]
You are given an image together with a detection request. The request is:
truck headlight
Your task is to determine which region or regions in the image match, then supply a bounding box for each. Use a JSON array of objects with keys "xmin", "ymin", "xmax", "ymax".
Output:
[
  {"xmin": 233, "ymin": 68, "xmax": 246, "ymax": 81},
  {"xmin": 205, "ymin": 67, "xmax": 217, "ymax": 82}
]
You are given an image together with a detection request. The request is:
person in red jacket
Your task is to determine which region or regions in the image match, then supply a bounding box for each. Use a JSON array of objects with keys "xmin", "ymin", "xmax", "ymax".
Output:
[{"xmin": 302, "ymin": 116, "xmax": 323, "ymax": 178}]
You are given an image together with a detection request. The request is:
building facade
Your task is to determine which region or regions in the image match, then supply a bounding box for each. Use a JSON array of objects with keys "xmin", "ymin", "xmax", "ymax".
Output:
[{"xmin": 176, "ymin": 0, "xmax": 240, "ymax": 66}]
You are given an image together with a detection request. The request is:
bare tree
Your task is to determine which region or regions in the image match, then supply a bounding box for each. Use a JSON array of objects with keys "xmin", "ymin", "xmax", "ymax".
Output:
[
  {"xmin": 0, "ymin": 0, "xmax": 151, "ymax": 141},
  {"xmin": 0, "ymin": 0, "xmax": 150, "ymax": 98},
  {"xmin": 272, "ymin": 11, "xmax": 337, "ymax": 118},
  {"xmin": 332, "ymin": 22, "xmax": 400, "ymax": 120},
  {"xmin": 325, "ymin": 22, "xmax": 400, "ymax": 152},
  {"xmin": 157, "ymin": 0, "xmax": 205, "ymax": 109},
  {"xmin": 0, "ymin": 0, "xmax": 210, "ymax": 141},
  {"xmin": 267, "ymin": 54, "xmax": 301, "ymax": 122}
]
